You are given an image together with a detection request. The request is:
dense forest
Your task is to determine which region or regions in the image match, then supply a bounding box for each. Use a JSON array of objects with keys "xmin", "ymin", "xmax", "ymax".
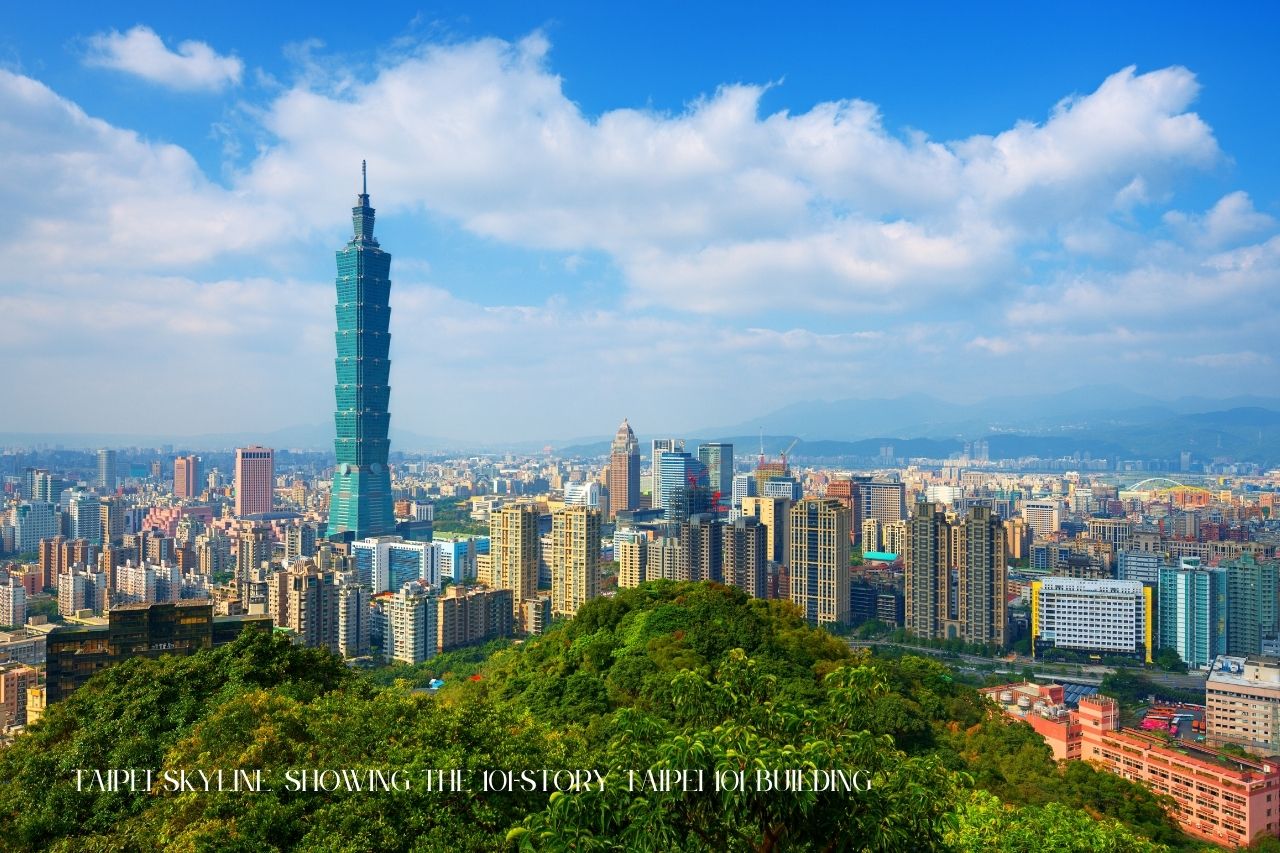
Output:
[{"xmin": 0, "ymin": 581, "xmax": 1218, "ymax": 851}]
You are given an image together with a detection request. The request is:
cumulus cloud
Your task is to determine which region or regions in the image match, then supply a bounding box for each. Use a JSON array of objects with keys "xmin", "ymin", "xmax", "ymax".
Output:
[
  {"xmin": 2, "ymin": 32, "xmax": 1278, "ymax": 437},
  {"xmin": 85, "ymin": 25, "xmax": 243, "ymax": 92}
]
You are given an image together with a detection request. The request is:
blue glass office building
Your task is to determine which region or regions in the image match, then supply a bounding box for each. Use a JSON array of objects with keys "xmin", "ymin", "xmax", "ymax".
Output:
[{"xmin": 328, "ymin": 163, "xmax": 396, "ymax": 540}]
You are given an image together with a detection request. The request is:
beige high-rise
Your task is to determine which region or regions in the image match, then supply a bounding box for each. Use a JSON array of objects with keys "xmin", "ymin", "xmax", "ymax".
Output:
[
  {"xmin": 742, "ymin": 495, "xmax": 791, "ymax": 566},
  {"xmin": 550, "ymin": 506, "xmax": 601, "ymax": 618},
  {"xmin": 788, "ymin": 498, "xmax": 851, "ymax": 626},
  {"xmin": 490, "ymin": 503, "xmax": 540, "ymax": 631}
]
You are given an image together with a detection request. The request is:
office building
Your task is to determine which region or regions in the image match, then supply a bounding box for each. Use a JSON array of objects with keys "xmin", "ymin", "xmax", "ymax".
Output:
[
  {"xmin": 67, "ymin": 490, "xmax": 100, "ymax": 545},
  {"xmin": 1118, "ymin": 550, "xmax": 1161, "ymax": 585},
  {"xmin": 563, "ymin": 480, "xmax": 602, "ymax": 510},
  {"xmin": 1225, "ymin": 555, "xmax": 1279, "ymax": 657},
  {"xmin": 351, "ymin": 536, "xmax": 439, "ymax": 594},
  {"xmin": 1031, "ymin": 578, "xmax": 1152, "ymax": 661},
  {"xmin": 96, "ymin": 449, "xmax": 117, "ymax": 492},
  {"xmin": 697, "ymin": 442, "xmax": 733, "ymax": 511},
  {"xmin": 234, "ymin": 446, "xmax": 274, "ymax": 517},
  {"xmin": 1087, "ymin": 518, "xmax": 1132, "ymax": 552},
  {"xmin": 44, "ymin": 602, "xmax": 270, "ymax": 702},
  {"xmin": 741, "ymin": 495, "xmax": 791, "ymax": 567},
  {"xmin": 657, "ymin": 450, "xmax": 708, "ymax": 523},
  {"xmin": 650, "ymin": 438, "xmax": 684, "ymax": 510},
  {"xmin": 490, "ymin": 503, "xmax": 540, "ymax": 631},
  {"xmin": 14, "ymin": 503, "xmax": 58, "ymax": 554},
  {"xmin": 550, "ymin": 506, "xmax": 600, "ymax": 618},
  {"xmin": 1021, "ymin": 499, "xmax": 1061, "ymax": 540},
  {"xmin": 608, "ymin": 419, "xmax": 640, "ymax": 518},
  {"xmin": 731, "ymin": 472, "xmax": 757, "ymax": 510},
  {"xmin": 1159, "ymin": 558, "xmax": 1228, "ymax": 669},
  {"xmin": 1206, "ymin": 655, "xmax": 1280, "ymax": 756},
  {"xmin": 860, "ymin": 481, "xmax": 907, "ymax": 526},
  {"xmin": 327, "ymin": 165, "xmax": 396, "ymax": 540},
  {"xmin": 789, "ymin": 498, "xmax": 850, "ymax": 627},
  {"xmin": 436, "ymin": 585, "xmax": 513, "ymax": 654},
  {"xmin": 174, "ymin": 455, "xmax": 200, "ymax": 500},
  {"xmin": 723, "ymin": 515, "xmax": 768, "ymax": 599}
]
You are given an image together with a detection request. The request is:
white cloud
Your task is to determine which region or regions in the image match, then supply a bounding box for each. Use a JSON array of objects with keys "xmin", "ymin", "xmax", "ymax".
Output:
[
  {"xmin": 1164, "ymin": 191, "xmax": 1276, "ymax": 250},
  {"xmin": 1, "ymin": 34, "xmax": 1278, "ymax": 437},
  {"xmin": 85, "ymin": 25, "xmax": 242, "ymax": 92}
]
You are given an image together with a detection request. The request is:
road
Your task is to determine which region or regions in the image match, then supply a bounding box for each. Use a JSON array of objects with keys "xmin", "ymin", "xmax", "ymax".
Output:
[{"xmin": 846, "ymin": 639, "xmax": 1208, "ymax": 693}]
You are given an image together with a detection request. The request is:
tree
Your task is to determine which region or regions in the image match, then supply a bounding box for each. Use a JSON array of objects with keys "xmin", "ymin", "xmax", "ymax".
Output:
[{"xmin": 1152, "ymin": 647, "xmax": 1188, "ymax": 674}]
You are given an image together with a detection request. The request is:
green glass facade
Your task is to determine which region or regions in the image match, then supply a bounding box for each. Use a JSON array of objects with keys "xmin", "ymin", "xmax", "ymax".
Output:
[{"xmin": 328, "ymin": 166, "xmax": 396, "ymax": 540}]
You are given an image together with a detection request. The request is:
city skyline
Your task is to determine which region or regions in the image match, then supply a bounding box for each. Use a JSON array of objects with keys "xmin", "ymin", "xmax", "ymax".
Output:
[{"xmin": 2, "ymin": 5, "xmax": 1279, "ymax": 443}]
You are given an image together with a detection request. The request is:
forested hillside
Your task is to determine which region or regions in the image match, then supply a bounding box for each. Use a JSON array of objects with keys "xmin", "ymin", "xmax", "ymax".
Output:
[{"xmin": 0, "ymin": 582, "xmax": 1203, "ymax": 851}]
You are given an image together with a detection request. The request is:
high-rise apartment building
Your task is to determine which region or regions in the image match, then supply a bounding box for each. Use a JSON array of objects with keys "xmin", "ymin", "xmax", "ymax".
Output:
[
  {"xmin": 337, "ymin": 576, "xmax": 371, "ymax": 659},
  {"xmin": 550, "ymin": 506, "xmax": 600, "ymax": 618},
  {"xmin": 437, "ymin": 585, "xmax": 513, "ymax": 654},
  {"xmin": 174, "ymin": 455, "xmax": 200, "ymax": 500},
  {"xmin": 96, "ymin": 449, "xmax": 117, "ymax": 492},
  {"xmin": 959, "ymin": 506, "xmax": 1007, "ymax": 648},
  {"xmin": 723, "ymin": 516, "xmax": 768, "ymax": 599},
  {"xmin": 788, "ymin": 498, "xmax": 850, "ymax": 627},
  {"xmin": 681, "ymin": 514, "xmax": 724, "ymax": 584},
  {"xmin": 1225, "ymin": 555, "xmax": 1279, "ymax": 657},
  {"xmin": 0, "ymin": 580, "xmax": 26, "ymax": 629},
  {"xmin": 328, "ymin": 164, "xmax": 396, "ymax": 541},
  {"xmin": 1159, "ymin": 558, "xmax": 1228, "ymax": 669},
  {"xmin": 697, "ymin": 443, "xmax": 733, "ymax": 511},
  {"xmin": 383, "ymin": 581, "xmax": 436, "ymax": 665},
  {"xmin": 906, "ymin": 502, "xmax": 1008, "ymax": 647},
  {"xmin": 270, "ymin": 561, "xmax": 339, "ymax": 654},
  {"xmin": 99, "ymin": 497, "xmax": 124, "ymax": 547},
  {"xmin": 490, "ymin": 503, "xmax": 540, "ymax": 631},
  {"xmin": 608, "ymin": 419, "xmax": 640, "ymax": 518},
  {"xmin": 234, "ymin": 446, "xmax": 274, "ymax": 517},
  {"xmin": 615, "ymin": 528, "xmax": 649, "ymax": 589}
]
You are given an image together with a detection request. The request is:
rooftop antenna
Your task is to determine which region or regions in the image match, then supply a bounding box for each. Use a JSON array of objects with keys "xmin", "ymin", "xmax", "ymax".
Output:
[{"xmin": 362, "ymin": 160, "xmax": 367, "ymax": 195}]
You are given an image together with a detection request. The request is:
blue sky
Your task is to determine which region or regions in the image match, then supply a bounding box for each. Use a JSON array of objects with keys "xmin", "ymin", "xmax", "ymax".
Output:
[{"xmin": 2, "ymin": 3, "xmax": 1278, "ymax": 444}]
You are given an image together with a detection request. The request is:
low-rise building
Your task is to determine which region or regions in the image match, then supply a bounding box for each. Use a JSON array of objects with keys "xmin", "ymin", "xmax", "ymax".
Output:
[{"xmin": 1207, "ymin": 654, "xmax": 1280, "ymax": 756}]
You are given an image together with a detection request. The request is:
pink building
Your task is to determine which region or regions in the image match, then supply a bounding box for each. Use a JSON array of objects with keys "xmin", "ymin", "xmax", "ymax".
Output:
[
  {"xmin": 985, "ymin": 685, "xmax": 1280, "ymax": 847},
  {"xmin": 174, "ymin": 455, "xmax": 200, "ymax": 500},
  {"xmin": 0, "ymin": 662, "xmax": 38, "ymax": 728},
  {"xmin": 139, "ymin": 505, "xmax": 215, "ymax": 538},
  {"xmin": 234, "ymin": 446, "xmax": 274, "ymax": 517}
]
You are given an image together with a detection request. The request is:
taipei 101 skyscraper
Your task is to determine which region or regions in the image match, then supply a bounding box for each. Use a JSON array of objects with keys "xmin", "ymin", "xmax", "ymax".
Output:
[{"xmin": 327, "ymin": 162, "xmax": 395, "ymax": 540}]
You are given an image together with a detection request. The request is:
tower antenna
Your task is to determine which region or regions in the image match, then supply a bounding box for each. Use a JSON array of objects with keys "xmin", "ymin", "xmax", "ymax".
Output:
[{"xmin": 362, "ymin": 160, "xmax": 367, "ymax": 195}]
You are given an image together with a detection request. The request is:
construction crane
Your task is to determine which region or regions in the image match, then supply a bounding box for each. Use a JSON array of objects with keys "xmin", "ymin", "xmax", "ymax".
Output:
[{"xmin": 780, "ymin": 438, "xmax": 800, "ymax": 470}]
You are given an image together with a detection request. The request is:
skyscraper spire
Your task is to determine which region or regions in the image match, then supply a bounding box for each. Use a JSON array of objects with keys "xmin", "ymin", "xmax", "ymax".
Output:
[{"xmin": 328, "ymin": 164, "xmax": 395, "ymax": 542}]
